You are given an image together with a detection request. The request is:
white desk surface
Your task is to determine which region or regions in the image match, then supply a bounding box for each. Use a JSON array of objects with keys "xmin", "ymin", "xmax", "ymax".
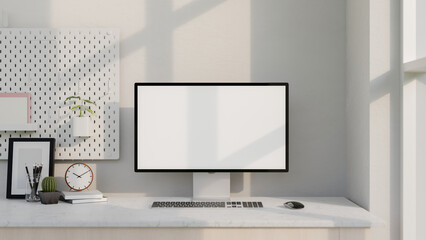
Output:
[{"xmin": 0, "ymin": 195, "xmax": 382, "ymax": 228}]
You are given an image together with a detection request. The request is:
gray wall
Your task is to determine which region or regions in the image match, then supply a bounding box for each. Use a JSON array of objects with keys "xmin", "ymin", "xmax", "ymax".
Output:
[
  {"xmin": 0, "ymin": 0, "xmax": 346, "ymax": 197},
  {"xmin": 247, "ymin": 0, "xmax": 347, "ymax": 197}
]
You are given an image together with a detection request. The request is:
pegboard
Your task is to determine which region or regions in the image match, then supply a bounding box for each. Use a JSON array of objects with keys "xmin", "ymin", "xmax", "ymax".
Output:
[{"xmin": 0, "ymin": 28, "xmax": 119, "ymax": 160}]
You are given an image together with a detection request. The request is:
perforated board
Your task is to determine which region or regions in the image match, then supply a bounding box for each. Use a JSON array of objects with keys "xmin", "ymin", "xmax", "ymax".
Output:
[{"xmin": 0, "ymin": 28, "xmax": 119, "ymax": 160}]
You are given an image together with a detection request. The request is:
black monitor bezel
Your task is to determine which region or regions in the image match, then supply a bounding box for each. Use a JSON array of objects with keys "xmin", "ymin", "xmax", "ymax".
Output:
[{"xmin": 134, "ymin": 82, "xmax": 289, "ymax": 172}]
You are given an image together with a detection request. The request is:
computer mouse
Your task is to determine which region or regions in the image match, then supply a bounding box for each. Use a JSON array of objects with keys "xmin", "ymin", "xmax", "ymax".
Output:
[{"xmin": 284, "ymin": 201, "xmax": 304, "ymax": 209}]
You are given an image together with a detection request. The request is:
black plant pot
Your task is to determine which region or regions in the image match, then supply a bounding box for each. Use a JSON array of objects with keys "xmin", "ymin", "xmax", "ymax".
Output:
[{"xmin": 39, "ymin": 191, "xmax": 61, "ymax": 204}]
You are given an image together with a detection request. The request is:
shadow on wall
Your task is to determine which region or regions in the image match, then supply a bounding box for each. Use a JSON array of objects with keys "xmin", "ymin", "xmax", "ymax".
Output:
[
  {"xmin": 100, "ymin": 0, "xmax": 347, "ymax": 198},
  {"xmin": 94, "ymin": 1, "xmax": 227, "ymax": 196},
  {"xmin": 120, "ymin": 0, "xmax": 225, "ymax": 83},
  {"xmin": 96, "ymin": 108, "xmax": 193, "ymax": 196},
  {"xmin": 248, "ymin": 0, "xmax": 346, "ymax": 197},
  {"xmin": 368, "ymin": 0, "xmax": 400, "ymax": 239},
  {"xmin": 44, "ymin": 0, "xmax": 347, "ymax": 199},
  {"xmin": 0, "ymin": 0, "xmax": 53, "ymax": 197}
]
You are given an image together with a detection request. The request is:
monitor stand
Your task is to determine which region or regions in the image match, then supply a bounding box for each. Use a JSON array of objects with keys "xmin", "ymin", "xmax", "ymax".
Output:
[{"xmin": 193, "ymin": 172, "xmax": 230, "ymax": 201}]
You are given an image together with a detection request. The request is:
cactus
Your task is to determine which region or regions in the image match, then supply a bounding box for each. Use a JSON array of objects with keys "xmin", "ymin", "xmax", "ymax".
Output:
[{"xmin": 41, "ymin": 177, "xmax": 57, "ymax": 192}]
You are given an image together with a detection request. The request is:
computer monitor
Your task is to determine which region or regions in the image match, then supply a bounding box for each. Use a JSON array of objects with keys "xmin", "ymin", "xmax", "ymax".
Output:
[{"xmin": 134, "ymin": 83, "xmax": 288, "ymax": 198}]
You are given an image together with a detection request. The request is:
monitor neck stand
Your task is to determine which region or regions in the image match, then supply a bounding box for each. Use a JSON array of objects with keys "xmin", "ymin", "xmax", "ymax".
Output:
[{"xmin": 193, "ymin": 172, "xmax": 230, "ymax": 201}]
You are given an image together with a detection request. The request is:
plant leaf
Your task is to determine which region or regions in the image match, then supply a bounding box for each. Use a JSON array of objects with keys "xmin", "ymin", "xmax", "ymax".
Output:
[
  {"xmin": 83, "ymin": 99, "xmax": 96, "ymax": 105},
  {"xmin": 85, "ymin": 108, "xmax": 97, "ymax": 117},
  {"xmin": 64, "ymin": 96, "xmax": 81, "ymax": 102},
  {"xmin": 71, "ymin": 105, "xmax": 82, "ymax": 110}
]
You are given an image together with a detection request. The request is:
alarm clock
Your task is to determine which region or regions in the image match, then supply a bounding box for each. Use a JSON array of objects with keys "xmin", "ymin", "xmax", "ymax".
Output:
[{"xmin": 65, "ymin": 163, "xmax": 94, "ymax": 191}]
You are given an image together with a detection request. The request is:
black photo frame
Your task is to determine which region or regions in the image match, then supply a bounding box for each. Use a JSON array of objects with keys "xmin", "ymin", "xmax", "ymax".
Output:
[{"xmin": 6, "ymin": 138, "xmax": 55, "ymax": 199}]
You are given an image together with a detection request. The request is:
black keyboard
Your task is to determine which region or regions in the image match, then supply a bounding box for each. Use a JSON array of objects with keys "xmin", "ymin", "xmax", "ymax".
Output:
[{"xmin": 151, "ymin": 201, "xmax": 263, "ymax": 208}]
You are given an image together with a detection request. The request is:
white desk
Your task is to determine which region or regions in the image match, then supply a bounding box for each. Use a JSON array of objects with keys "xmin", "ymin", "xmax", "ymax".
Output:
[{"xmin": 0, "ymin": 195, "xmax": 382, "ymax": 240}]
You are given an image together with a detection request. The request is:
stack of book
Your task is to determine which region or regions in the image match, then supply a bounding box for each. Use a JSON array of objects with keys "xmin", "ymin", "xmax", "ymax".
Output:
[{"xmin": 60, "ymin": 190, "xmax": 107, "ymax": 204}]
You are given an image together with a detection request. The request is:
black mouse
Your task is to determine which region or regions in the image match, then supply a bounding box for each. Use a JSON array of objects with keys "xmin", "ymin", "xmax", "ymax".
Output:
[{"xmin": 284, "ymin": 201, "xmax": 304, "ymax": 209}]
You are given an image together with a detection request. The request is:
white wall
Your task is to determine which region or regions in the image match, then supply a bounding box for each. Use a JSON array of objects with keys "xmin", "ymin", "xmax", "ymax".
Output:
[
  {"xmin": 415, "ymin": 75, "xmax": 426, "ymax": 240},
  {"xmin": 402, "ymin": 1, "xmax": 426, "ymax": 240},
  {"xmin": 0, "ymin": 0, "xmax": 346, "ymax": 197},
  {"xmin": 346, "ymin": 0, "xmax": 401, "ymax": 240},
  {"xmin": 346, "ymin": 0, "xmax": 370, "ymax": 209}
]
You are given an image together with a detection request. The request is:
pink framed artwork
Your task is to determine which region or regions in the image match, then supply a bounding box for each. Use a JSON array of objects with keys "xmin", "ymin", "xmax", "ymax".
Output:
[{"xmin": 0, "ymin": 93, "xmax": 31, "ymax": 124}]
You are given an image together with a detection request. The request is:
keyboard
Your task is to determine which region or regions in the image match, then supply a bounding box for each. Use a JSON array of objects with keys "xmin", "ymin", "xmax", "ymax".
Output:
[{"xmin": 151, "ymin": 201, "xmax": 263, "ymax": 208}]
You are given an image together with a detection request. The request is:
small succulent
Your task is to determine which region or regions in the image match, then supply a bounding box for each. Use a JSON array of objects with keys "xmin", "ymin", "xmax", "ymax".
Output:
[
  {"xmin": 65, "ymin": 96, "xmax": 97, "ymax": 117},
  {"xmin": 41, "ymin": 177, "xmax": 57, "ymax": 192}
]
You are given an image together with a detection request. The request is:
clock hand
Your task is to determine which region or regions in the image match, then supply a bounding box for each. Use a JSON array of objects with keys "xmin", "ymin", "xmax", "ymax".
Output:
[
  {"xmin": 73, "ymin": 173, "xmax": 82, "ymax": 178},
  {"xmin": 80, "ymin": 170, "xmax": 91, "ymax": 177}
]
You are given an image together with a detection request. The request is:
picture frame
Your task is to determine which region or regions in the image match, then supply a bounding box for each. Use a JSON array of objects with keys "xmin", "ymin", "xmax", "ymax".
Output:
[
  {"xmin": 6, "ymin": 138, "xmax": 55, "ymax": 199},
  {"xmin": 0, "ymin": 93, "xmax": 31, "ymax": 124}
]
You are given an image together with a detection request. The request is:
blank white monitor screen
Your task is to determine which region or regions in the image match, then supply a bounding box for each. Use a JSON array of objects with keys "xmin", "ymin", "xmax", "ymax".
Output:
[{"xmin": 135, "ymin": 83, "xmax": 288, "ymax": 171}]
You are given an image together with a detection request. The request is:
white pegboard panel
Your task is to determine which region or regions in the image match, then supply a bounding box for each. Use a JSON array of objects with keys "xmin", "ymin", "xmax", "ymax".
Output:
[{"xmin": 0, "ymin": 28, "xmax": 119, "ymax": 160}]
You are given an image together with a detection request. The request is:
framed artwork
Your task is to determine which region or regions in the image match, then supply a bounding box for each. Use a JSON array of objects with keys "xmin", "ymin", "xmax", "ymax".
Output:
[
  {"xmin": 6, "ymin": 138, "xmax": 55, "ymax": 199},
  {"xmin": 0, "ymin": 93, "xmax": 30, "ymax": 124}
]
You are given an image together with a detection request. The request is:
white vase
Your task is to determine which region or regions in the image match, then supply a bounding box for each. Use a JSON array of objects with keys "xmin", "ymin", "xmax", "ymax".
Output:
[{"xmin": 73, "ymin": 117, "xmax": 91, "ymax": 137}]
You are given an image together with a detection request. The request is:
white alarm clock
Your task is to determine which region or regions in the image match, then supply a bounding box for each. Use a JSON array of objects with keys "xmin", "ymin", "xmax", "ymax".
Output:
[{"xmin": 65, "ymin": 163, "xmax": 94, "ymax": 191}]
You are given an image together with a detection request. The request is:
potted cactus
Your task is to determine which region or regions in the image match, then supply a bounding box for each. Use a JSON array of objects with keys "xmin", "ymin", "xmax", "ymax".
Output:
[
  {"xmin": 64, "ymin": 96, "xmax": 96, "ymax": 137},
  {"xmin": 39, "ymin": 177, "xmax": 61, "ymax": 204}
]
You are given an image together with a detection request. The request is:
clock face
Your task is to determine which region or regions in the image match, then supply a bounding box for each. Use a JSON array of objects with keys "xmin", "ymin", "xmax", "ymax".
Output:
[{"xmin": 65, "ymin": 163, "xmax": 94, "ymax": 191}]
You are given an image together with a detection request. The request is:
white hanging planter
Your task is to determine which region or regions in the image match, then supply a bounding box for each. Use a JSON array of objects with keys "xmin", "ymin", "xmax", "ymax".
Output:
[{"xmin": 73, "ymin": 117, "xmax": 91, "ymax": 137}]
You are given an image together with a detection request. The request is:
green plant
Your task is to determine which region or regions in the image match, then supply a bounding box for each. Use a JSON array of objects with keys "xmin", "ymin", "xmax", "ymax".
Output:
[
  {"xmin": 65, "ymin": 96, "xmax": 96, "ymax": 117},
  {"xmin": 41, "ymin": 177, "xmax": 57, "ymax": 192}
]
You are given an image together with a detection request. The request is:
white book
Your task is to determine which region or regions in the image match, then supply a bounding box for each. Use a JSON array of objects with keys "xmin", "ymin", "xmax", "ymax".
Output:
[
  {"xmin": 60, "ymin": 190, "xmax": 103, "ymax": 200},
  {"xmin": 65, "ymin": 197, "xmax": 108, "ymax": 204}
]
